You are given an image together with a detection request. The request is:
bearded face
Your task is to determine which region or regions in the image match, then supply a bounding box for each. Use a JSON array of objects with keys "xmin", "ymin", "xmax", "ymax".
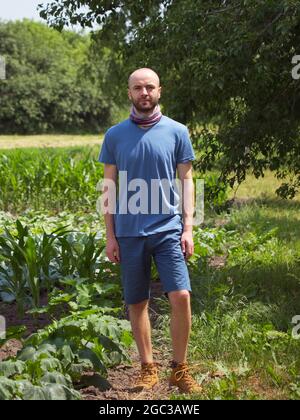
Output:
[{"xmin": 128, "ymin": 73, "xmax": 161, "ymax": 114}]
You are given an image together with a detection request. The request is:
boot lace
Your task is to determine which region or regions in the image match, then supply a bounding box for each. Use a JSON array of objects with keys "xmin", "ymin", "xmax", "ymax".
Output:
[
  {"xmin": 172, "ymin": 363, "xmax": 202, "ymax": 391},
  {"xmin": 137, "ymin": 364, "xmax": 157, "ymax": 385}
]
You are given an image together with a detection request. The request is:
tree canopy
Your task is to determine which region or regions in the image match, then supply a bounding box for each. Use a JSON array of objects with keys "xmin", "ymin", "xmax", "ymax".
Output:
[
  {"xmin": 0, "ymin": 19, "xmax": 115, "ymax": 134},
  {"xmin": 38, "ymin": 1, "xmax": 300, "ymax": 196}
]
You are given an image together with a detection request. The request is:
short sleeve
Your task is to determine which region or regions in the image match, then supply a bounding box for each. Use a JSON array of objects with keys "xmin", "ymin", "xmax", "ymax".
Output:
[
  {"xmin": 98, "ymin": 130, "xmax": 116, "ymax": 165},
  {"xmin": 176, "ymin": 127, "xmax": 196, "ymax": 164}
]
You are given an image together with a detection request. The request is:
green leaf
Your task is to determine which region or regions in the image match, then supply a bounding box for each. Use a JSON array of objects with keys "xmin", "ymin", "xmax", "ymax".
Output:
[
  {"xmin": 40, "ymin": 358, "xmax": 62, "ymax": 373},
  {"xmin": 43, "ymin": 383, "xmax": 81, "ymax": 400},
  {"xmin": 78, "ymin": 348, "xmax": 106, "ymax": 373},
  {"xmin": 17, "ymin": 346, "xmax": 36, "ymax": 362},
  {"xmin": 98, "ymin": 335, "xmax": 122, "ymax": 353},
  {"xmin": 18, "ymin": 381, "xmax": 46, "ymax": 400},
  {"xmin": 0, "ymin": 377, "xmax": 18, "ymax": 400},
  {"xmin": 0, "ymin": 360, "xmax": 26, "ymax": 377},
  {"xmin": 40, "ymin": 372, "xmax": 72, "ymax": 387}
]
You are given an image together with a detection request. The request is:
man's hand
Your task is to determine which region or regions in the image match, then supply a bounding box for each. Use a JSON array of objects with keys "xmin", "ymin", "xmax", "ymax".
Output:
[
  {"xmin": 106, "ymin": 237, "xmax": 120, "ymax": 263},
  {"xmin": 181, "ymin": 230, "xmax": 194, "ymax": 260}
]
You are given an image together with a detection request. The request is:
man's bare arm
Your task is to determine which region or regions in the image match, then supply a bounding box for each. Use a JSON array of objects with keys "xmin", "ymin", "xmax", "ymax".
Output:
[
  {"xmin": 102, "ymin": 164, "xmax": 120, "ymax": 263},
  {"xmin": 177, "ymin": 162, "xmax": 194, "ymax": 258}
]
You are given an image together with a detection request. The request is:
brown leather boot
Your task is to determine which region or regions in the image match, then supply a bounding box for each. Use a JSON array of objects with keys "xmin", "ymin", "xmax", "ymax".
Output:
[
  {"xmin": 169, "ymin": 361, "xmax": 202, "ymax": 394},
  {"xmin": 131, "ymin": 362, "xmax": 159, "ymax": 392}
]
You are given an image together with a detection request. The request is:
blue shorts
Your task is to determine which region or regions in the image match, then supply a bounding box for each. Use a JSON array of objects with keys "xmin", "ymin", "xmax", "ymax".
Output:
[{"xmin": 117, "ymin": 229, "xmax": 192, "ymax": 305}]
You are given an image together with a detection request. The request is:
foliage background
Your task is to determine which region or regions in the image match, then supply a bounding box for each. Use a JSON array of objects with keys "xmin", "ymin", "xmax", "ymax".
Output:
[{"xmin": 0, "ymin": 20, "xmax": 116, "ymax": 134}]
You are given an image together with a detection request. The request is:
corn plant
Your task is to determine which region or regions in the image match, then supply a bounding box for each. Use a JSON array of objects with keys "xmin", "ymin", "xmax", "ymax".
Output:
[
  {"xmin": 0, "ymin": 220, "xmax": 112, "ymax": 316},
  {"xmin": 57, "ymin": 232, "xmax": 105, "ymax": 281},
  {"xmin": 0, "ymin": 221, "xmax": 74, "ymax": 315},
  {"xmin": 0, "ymin": 147, "xmax": 103, "ymax": 213}
]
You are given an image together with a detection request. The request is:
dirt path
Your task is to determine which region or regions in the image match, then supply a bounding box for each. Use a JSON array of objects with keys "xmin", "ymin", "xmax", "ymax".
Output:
[{"xmin": 80, "ymin": 351, "xmax": 180, "ymax": 400}]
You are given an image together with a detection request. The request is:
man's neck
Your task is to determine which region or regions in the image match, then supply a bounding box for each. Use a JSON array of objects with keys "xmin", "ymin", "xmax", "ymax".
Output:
[
  {"xmin": 130, "ymin": 104, "xmax": 162, "ymax": 128},
  {"xmin": 132, "ymin": 105, "xmax": 160, "ymax": 119}
]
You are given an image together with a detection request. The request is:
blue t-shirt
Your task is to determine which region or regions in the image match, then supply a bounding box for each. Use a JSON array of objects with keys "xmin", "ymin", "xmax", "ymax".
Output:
[{"xmin": 98, "ymin": 115, "xmax": 195, "ymax": 237}]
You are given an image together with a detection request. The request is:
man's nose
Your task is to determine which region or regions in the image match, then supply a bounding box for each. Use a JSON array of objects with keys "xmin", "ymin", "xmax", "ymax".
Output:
[{"xmin": 140, "ymin": 87, "xmax": 148, "ymax": 95}]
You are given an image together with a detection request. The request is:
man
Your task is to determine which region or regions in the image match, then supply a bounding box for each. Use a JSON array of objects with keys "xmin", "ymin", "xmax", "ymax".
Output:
[{"xmin": 98, "ymin": 68, "xmax": 201, "ymax": 394}]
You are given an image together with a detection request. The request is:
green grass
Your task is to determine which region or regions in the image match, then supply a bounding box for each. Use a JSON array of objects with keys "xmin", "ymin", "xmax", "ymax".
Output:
[{"xmin": 230, "ymin": 170, "xmax": 300, "ymax": 201}]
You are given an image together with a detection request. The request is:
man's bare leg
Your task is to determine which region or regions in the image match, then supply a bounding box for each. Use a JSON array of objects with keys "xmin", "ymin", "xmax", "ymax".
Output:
[
  {"xmin": 168, "ymin": 290, "xmax": 202, "ymax": 393},
  {"xmin": 128, "ymin": 299, "xmax": 153, "ymax": 364},
  {"xmin": 168, "ymin": 290, "xmax": 191, "ymax": 363}
]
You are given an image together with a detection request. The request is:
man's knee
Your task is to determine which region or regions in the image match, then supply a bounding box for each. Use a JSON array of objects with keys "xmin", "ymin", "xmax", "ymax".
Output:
[
  {"xmin": 128, "ymin": 299, "xmax": 149, "ymax": 313},
  {"xmin": 168, "ymin": 290, "xmax": 190, "ymax": 307}
]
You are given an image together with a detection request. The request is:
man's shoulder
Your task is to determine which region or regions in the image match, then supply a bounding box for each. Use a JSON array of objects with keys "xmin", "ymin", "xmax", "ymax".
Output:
[
  {"xmin": 105, "ymin": 119, "xmax": 131, "ymax": 138},
  {"xmin": 160, "ymin": 115, "xmax": 188, "ymax": 133}
]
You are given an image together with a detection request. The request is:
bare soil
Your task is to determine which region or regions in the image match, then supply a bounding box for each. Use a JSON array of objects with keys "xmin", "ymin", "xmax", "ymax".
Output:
[{"xmin": 80, "ymin": 352, "xmax": 181, "ymax": 401}]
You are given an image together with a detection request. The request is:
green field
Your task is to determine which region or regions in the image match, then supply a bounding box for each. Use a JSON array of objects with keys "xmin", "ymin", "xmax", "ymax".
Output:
[{"xmin": 0, "ymin": 137, "xmax": 299, "ymax": 400}]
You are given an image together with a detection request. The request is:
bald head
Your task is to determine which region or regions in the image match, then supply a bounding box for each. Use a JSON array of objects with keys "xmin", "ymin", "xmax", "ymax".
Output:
[
  {"xmin": 128, "ymin": 68, "xmax": 160, "ymax": 89},
  {"xmin": 128, "ymin": 68, "xmax": 161, "ymax": 114}
]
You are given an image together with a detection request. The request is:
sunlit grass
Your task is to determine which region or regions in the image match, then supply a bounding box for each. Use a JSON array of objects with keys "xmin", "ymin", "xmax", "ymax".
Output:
[
  {"xmin": 230, "ymin": 170, "xmax": 300, "ymax": 203},
  {"xmin": 0, "ymin": 134, "xmax": 103, "ymax": 149}
]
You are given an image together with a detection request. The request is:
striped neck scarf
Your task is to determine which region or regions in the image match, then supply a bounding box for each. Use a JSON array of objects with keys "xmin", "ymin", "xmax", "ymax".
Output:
[{"xmin": 130, "ymin": 104, "xmax": 162, "ymax": 129}]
